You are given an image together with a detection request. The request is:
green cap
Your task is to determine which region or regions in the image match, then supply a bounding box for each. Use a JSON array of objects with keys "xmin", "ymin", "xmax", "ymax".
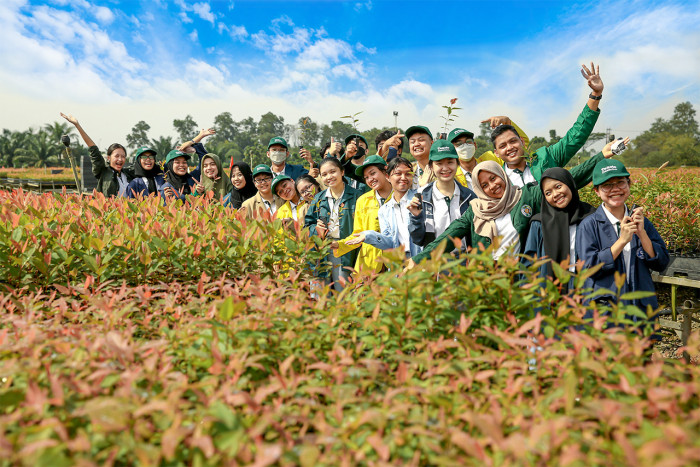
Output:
[
  {"xmin": 135, "ymin": 147, "xmax": 157, "ymax": 159},
  {"xmin": 354, "ymin": 154, "xmax": 388, "ymax": 177},
  {"xmin": 592, "ymin": 159, "xmax": 630, "ymax": 186},
  {"xmin": 165, "ymin": 149, "xmax": 191, "ymax": 165},
  {"xmin": 344, "ymin": 134, "xmax": 368, "ymax": 147},
  {"xmin": 252, "ymin": 164, "xmax": 273, "ymax": 178},
  {"xmin": 447, "ymin": 128, "xmax": 474, "ymax": 143},
  {"xmin": 429, "ymin": 140, "xmax": 458, "ymax": 161},
  {"xmin": 271, "ymin": 174, "xmax": 293, "ymax": 194},
  {"xmin": 267, "ymin": 136, "xmax": 288, "ymax": 149},
  {"xmin": 405, "ymin": 125, "xmax": 433, "ymax": 140}
]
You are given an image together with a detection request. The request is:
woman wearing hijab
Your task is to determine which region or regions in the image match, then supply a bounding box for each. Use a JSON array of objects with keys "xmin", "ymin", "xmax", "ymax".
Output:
[
  {"xmin": 193, "ymin": 153, "xmax": 233, "ymax": 202},
  {"xmin": 159, "ymin": 149, "xmax": 196, "ymax": 204},
  {"xmin": 523, "ymin": 167, "xmax": 596, "ymax": 290},
  {"xmin": 127, "ymin": 147, "xmax": 164, "ymax": 198},
  {"xmin": 408, "ymin": 143, "xmax": 618, "ymax": 266},
  {"xmin": 224, "ymin": 162, "xmax": 257, "ymax": 209}
]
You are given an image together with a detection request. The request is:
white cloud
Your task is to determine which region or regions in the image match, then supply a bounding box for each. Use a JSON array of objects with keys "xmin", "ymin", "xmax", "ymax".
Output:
[
  {"xmin": 228, "ymin": 24, "xmax": 248, "ymax": 40},
  {"xmin": 94, "ymin": 6, "xmax": 114, "ymax": 24},
  {"xmin": 354, "ymin": 1, "xmax": 372, "ymax": 12},
  {"xmin": 189, "ymin": 30, "xmax": 198, "ymax": 42},
  {"xmin": 192, "ymin": 2, "xmax": 215, "ymax": 24},
  {"xmin": 355, "ymin": 42, "xmax": 376, "ymax": 55}
]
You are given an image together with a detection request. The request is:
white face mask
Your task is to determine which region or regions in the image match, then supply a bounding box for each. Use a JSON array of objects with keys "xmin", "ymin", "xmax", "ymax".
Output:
[
  {"xmin": 456, "ymin": 143, "xmax": 476, "ymax": 161},
  {"xmin": 269, "ymin": 150, "xmax": 287, "ymax": 164}
]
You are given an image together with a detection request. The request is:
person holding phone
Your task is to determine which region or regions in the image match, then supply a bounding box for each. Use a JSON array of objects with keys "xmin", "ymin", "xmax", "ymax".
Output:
[{"xmin": 576, "ymin": 159, "xmax": 669, "ymax": 324}]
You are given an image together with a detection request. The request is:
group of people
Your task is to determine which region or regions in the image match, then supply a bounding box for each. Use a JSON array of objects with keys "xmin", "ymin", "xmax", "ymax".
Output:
[{"xmin": 59, "ymin": 62, "xmax": 670, "ymax": 326}]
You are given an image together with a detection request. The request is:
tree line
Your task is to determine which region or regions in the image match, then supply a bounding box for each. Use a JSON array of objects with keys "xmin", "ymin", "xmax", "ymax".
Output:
[{"xmin": 1, "ymin": 102, "xmax": 697, "ymax": 169}]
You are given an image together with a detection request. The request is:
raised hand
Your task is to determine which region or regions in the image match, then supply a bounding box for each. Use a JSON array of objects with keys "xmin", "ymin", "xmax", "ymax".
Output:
[
  {"xmin": 199, "ymin": 128, "xmax": 216, "ymax": 138},
  {"xmin": 602, "ymin": 137, "xmax": 630, "ymax": 158},
  {"xmin": 60, "ymin": 112, "xmax": 79, "ymax": 126},
  {"xmin": 194, "ymin": 177, "xmax": 205, "ymax": 194},
  {"xmin": 407, "ymin": 194, "xmax": 423, "ymax": 216},
  {"xmin": 619, "ymin": 216, "xmax": 637, "ymax": 244},
  {"xmin": 581, "ymin": 62, "xmax": 604, "ymax": 94},
  {"xmin": 481, "ymin": 116, "xmax": 512, "ymax": 129},
  {"xmin": 300, "ymin": 148, "xmax": 315, "ymax": 167},
  {"xmin": 380, "ymin": 131, "xmax": 405, "ymax": 158}
]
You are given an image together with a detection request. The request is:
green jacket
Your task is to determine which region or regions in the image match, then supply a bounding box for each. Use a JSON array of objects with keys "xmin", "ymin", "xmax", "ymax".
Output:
[
  {"xmin": 517, "ymin": 104, "xmax": 600, "ymax": 182},
  {"xmin": 89, "ymin": 145, "xmax": 134, "ymax": 197},
  {"xmin": 413, "ymin": 151, "xmax": 605, "ymax": 262},
  {"xmin": 304, "ymin": 184, "xmax": 363, "ymax": 269}
]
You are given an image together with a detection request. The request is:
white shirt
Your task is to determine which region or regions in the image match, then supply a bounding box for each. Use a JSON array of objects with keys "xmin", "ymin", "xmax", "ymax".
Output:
[
  {"xmin": 325, "ymin": 188, "xmax": 345, "ymax": 239},
  {"xmin": 602, "ymin": 204, "xmax": 631, "ymax": 282},
  {"xmin": 116, "ymin": 171, "xmax": 128, "ymax": 197},
  {"xmin": 386, "ymin": 194, "xmax": 412, "ymax": 253},
  {"xmin": 289, "ymin": 200, "xmax": 298, "ymax": 221},
  {"xmin": 493, "ymin": 212, "xmax": 520, "ymax": 259},
  {"xmin": 504, "ymin": 164, "xmax": 535, "ymax": 188},
  {"xmin": 271, "ymin": 165, "xmax": 287, "ymax": 178},
  {"xmin": 431, "ymin": 181, "xmax": 461, "ymax": 237},
  {"xmin": 568, "ymin": 225, "xmax": 577, "ymax": 272},
  {"xmin": 262, "ymin": 197, "xmax": 278, "ymax": 215},
  {"xmin": 457, "ymin": 166, "xmax": 474, "ymax": 191}
]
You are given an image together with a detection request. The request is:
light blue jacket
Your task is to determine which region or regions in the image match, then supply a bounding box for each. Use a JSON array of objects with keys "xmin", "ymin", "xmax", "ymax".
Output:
[{"xmin": 363, "ymin": 189, "xmax": 424, "ymax": 258}]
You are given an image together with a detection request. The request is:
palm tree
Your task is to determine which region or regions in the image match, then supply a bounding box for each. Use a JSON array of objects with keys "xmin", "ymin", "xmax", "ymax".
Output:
[{"xmin": 149, "ymin": 136, "xmax": 175, "ymax": 163}]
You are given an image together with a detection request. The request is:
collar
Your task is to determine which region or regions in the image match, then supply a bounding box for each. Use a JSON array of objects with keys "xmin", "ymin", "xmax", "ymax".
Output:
[
  {"xmin": 601, "ymin": 203, "xmax": 629, "ymax": 225},
  {"xmin": 326, "ymin": 186, "xmax": 345, "ymax": 201}
]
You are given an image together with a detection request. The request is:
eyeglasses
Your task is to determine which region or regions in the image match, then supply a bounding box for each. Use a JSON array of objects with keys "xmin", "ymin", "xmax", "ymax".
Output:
[
  {"xmin": 599, "ymin": 179, "xmax": 628, "ymax": 193},
  {"xmin": 141, "ymin": 155, "xmax": 156, "ymax": 161},
  {"xmin": 299, "ymin": 186, "xmax": 316, "ymax": 196},
  {"xmin": 453, "ymin": 140, "xmax": 474, "ymax": 148},
  {"xmin": 254, "ymin": 177, "xmax": 272, "ymax": 185}
]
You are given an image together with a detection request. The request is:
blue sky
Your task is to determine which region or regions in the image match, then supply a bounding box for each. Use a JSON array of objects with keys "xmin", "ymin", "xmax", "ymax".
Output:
[{"xmin": 1, "ymin": 0, "xmax": 699, "ymax": 149}]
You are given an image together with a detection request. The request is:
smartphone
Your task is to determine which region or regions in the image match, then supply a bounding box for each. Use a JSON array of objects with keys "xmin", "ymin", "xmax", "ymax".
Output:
[
  {"xmin": 414, "ymin": 192, "xmax": 422, "ymax": 204},
  {"xmin": 611, "ymin": 137, "xmax": 626, "ymax": 155}
]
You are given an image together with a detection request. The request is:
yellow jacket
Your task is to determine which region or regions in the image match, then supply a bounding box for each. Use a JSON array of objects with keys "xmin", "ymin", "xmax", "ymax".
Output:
[
  {"xmin": 275, "ymin": 200, "xmax": 308, "ymax": 222},
  {"xmin": 334, "ymin": 189, "xmax": 385, "ymax": 274}
]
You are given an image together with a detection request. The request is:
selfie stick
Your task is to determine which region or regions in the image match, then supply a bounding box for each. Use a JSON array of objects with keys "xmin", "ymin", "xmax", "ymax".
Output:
[{"xmin": 61, "ymin": 135, "xmax": 82, "ymax": 193}]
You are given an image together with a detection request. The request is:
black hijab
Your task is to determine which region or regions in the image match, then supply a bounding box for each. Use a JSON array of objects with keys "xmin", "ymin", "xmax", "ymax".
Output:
[
  {"xmin": 531, "ymin": 167, "xmax": 595, "ymax": 273},
  {"xmin": 133, "ymin": 154, "xmax": 163, "ymax": 194},
  {"xmin": 227, "ymin": 162, "xmax": 257, "ymax": 209},
  {"xmin": 165, "ymin": 160, "xmax": 192, "ymax": 196}
]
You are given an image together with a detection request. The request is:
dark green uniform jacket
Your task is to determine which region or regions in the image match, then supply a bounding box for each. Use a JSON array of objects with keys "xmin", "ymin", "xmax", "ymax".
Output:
[{"xmin": 89, "ymin": 145, "xmax": 134, "ymax": 197}]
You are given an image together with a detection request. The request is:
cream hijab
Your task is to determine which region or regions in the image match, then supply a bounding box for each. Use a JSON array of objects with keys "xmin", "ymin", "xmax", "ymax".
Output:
[{"xmin": 470, "ymin": 161, "xmax": 522, "ymax": 240}]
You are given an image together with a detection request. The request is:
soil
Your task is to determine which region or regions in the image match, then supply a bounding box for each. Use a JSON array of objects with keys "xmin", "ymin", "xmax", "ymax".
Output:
[{"xmin": 654, "ymin": 283, "xmax": 700, "ymax": 362}]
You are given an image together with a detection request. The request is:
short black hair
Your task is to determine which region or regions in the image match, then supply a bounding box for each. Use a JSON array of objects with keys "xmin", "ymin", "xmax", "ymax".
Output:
[
  {"xmin": 490, "ymin": 125, "xmax": 520, "ymax": 146},
  {"xmin": 386, "ymin": 156, "xmax": 413, "ymax": 175},
  {"xmin": 375, "ymin": 130, "xmax": 403, "ymax": 151}
]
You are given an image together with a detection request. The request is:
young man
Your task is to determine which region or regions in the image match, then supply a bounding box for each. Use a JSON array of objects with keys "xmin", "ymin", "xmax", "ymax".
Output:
[
  {"xmin": 266, "ymin": 136, "xmax": 308, "ymax": 181},
  {"xmin": 448, "ymin": 118, "xmax": 529, "ymax": 190},
  {"xmin": 344, "ymin": 157, "xmax": 423, "ymax": 258},
  {"xmin": 491, "ymin": 62, "xmax": 604, "ymax": 188},
  {"xmin": 342, "ymin": 134, "xmax": 370, "ymax": 185},
  {"xmin": 376, "ymin": 130, "xmax": 404, "ymax": 161},
  {"xmin": 405, "ymin": 125, "xmax": 434, "ymax": 188},
  {"xmin": 334, "ymin": 155, "xmax": 394, "ymax": 274},
  {"xmin": 240, "ymin": 164, "xmax": 284, "ymax": 218}
]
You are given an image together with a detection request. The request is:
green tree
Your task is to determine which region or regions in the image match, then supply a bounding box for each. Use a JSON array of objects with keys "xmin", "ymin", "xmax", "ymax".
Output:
[
  {"xmin": 149, "ymin": 136, "xmax": 175, "ymax": 163},
  {"xmin": 126, "ymin": 121, "xmax": 152, "ymax": 149},
  {"xmin": 173, "ymin": 115, "xmax": 199, "ymax": 143},
  {"xmin": 243, "ymin": 141, "xmax": 267, "ymax": 168},
  {"xmin": 319, "ymin": 120, "xmax": 356, "ymax": 146},
  {"xmin": 298, "ymin": 116, "xmax": 320, "ymax": 147},
  {"xmin": 212, "ymin": 112, "xmax": 237, "ymax": 144},
  {"xmin": 258, "ymin": 112, "xmax": 285, "ymax": 146}
]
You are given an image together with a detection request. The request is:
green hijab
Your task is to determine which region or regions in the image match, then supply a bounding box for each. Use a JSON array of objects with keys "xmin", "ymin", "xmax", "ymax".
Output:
[{"xmin": 201, "ymin": 153, "xmax": 234, "ymax": 200}]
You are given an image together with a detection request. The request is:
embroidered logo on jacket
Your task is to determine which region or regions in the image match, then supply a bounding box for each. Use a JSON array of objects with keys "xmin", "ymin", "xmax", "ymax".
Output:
[{"xmin": 521, "ymin": 204, "xmax": 533, "ymax": 217}]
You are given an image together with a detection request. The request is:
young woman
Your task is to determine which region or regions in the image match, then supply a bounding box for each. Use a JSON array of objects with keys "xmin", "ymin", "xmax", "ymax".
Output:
[
  {"xmin": 408, "ymin": 140, "xmax": 476, "ymax": 251},
  {"xmin": 344, "ymin": 156, "xmax": 423, "ymax": 259},
  {"xmin": 576, "ymin": 159, "xmax": 669, "ymax": 321},
  {"xmin": 240, "ymin": 165, "xmax": 284, "ymax": 218},
  {"xmin": 295, "ymin": 174, "xmax": 321, "ymax": 219},
  {"xmin": 224, "ymin": 162, "xmax": 257, "ymax": 209},
  {"xmin": 127, "ymin": 147, "xmax": 164, "ymax": 198},
  {"xmin": 159, "ymin": 149, "xmax": 196, "ymax": 203},
  {"xmin": 304, "ymin": 157, "xmax": 362, "ymax": 291},
  {"xmin": 409, "ymin": 142, "xmax": 617, "ymax": 267},
  {"xmin": 523, "ymin": 168, "xmax": 596, "ymax": 290},
  {"xmin": 193, "ymin": 153, "xmax": 233, "ymax": 202},
  {"xmin": 273, "ymin": 175, "xmax": 305, "ymax": 222},
  {"xmin": 60, "ymin": 112, "xmax": 133, "ymax": 196}
]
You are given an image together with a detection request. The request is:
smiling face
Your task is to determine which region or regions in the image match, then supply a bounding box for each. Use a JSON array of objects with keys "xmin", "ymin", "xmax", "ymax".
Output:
[
  {"xmin": 139, "ymin": 151, "xmax": 156, "ymax": 170},
  {"xmin": 408, "ymin": 132, "xmax": 432, "ymax": 161},
  {"xmin": 297, "ymin": 179, "xmax": 317, "ymax": 202},
  {"xmin": 109, "ymin": 147, "xmax": 127, "ymax": 171},
  {"xmin": 388, "ymin": 164, "xmax": 413, "ymax": 195},
  {"xmin": 430, "ymin": 158, "xmax": 458, "ymax": 183},
  {"xmin": 363, "ymin": 165, "xmax": 389, "ymax": 192},
  {"xmin": 320, "ymin": 161, "xmax": 343, "ymax": 189},
  {"xmin": 231, "ymin": 167, "xmax": 246, "ymax": 190},
  {"xmin": 275, "ymin": 179, "xmax": 297, "ymax": 201},
  {"xmin": 594, "ymin": 176, "xmax": 631, "ymax": 209},
  {"xmin": 493, "ymin": 130, "xmax": 525, "ymax": 165},
  {"xmin": 202, "ymin": 157, "xmax": 218, "ymax": 179},
  {"xmin": 171, "ymin": 156, "xmax": 188, "ymax": 176},
  {"xmin": 542, "ymin": 177, "xmax": 573, "ymax": 209},
  {"xmin": 477, "ymin": 170, "xmax": 506, "ymax": 199}
]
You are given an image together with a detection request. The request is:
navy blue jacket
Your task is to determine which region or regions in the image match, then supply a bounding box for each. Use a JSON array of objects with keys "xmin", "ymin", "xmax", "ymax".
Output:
[
  {"xmin": 158, "ymin": 174, "xmax": 196, "ymax": 205},
  {"xmin": 576, "ymin": 206, "xmax": 669, "ymax": 314},
  {"xmin": 274, "ymin": 163, "xmax": 308, "ymax": 181},
  {"xmin": 127, "ymin": 174, "xmax": 166, "ymax": 198},
  {"xmin": 188, "ymin": 142, "xmax": 208, "ymax": 181},
  {"xmin": 409, "ymin": 181, "xmax": 476, "ymax": 247}
]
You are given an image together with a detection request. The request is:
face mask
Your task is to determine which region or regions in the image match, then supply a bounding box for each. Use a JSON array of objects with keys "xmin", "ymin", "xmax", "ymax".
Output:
[
  {"xmin": 269, "ymin": 150, "xmax": 287, "ymax": 164},
  {"xmin": 457, "ymin": 143, "xmax": 476, "ymax": 161}
]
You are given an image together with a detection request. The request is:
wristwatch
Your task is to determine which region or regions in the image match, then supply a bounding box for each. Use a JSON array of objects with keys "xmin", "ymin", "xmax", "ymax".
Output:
[{"xmin": 589, "ymin": 93, "xmax": 602, "ymax": 100}]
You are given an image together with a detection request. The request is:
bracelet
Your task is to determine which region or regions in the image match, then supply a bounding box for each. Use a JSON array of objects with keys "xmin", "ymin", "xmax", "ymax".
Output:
[
  {"xmin": 191, "ymin": 139, "xmax": 196, "ymax": 145},
  {"xmin": 589, "ymin": 93, "xmax": 602, "ymax": 100}
]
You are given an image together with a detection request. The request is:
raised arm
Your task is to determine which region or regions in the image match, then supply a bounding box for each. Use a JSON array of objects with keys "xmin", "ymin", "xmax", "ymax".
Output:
[
  {"xmin": 569, "ymin": 137, "xmax": 630, "ymax": 188},
  {"xmin": 60, "ymin": 113, "xmax": 96, "ymax": 148}
]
